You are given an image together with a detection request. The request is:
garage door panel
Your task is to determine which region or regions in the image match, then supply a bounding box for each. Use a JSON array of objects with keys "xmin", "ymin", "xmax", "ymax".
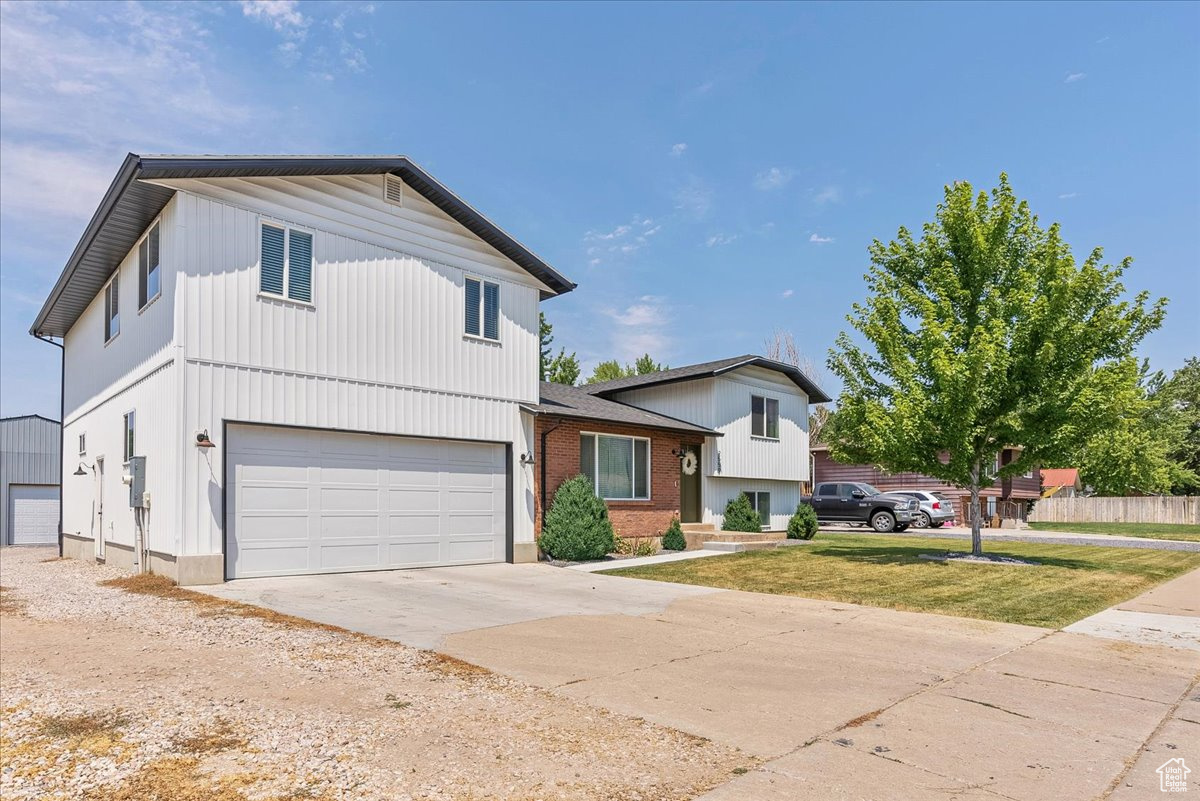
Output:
[
  {"xmin": 318, "ymin": 543, "xmax": 380, "ymax": 570},
  {"xmin": 227, "ymin": 425, "xmax": 507, "ymax": 579},
  {"xmin": 242, "ymin": 485, "xmax": 309, "ymax": 510},
  {"xmin": 319, "ymin": 487, "xmax": 379, "ymax": 511}
]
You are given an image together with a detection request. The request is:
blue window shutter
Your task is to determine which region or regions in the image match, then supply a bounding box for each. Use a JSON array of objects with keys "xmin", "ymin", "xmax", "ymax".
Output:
[
  {"xmin": 261, "ymin": 224, "xmax": 285, "ymax": 295},
  {"xmin": 464, "ymin": 278, "xmax": 481, "ymax": 336},
  {"xmin": 483, "ymin": 281, "xmax": 499, "ymax": 340},
  {"xmin": 288, "ymin": 229, "xmax": 312, "ymax": 302}
]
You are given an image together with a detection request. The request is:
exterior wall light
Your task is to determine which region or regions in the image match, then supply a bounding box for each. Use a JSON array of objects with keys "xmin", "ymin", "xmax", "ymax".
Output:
[{"xmin": 196, "ymin": 430, "xmax": 216, "ymax": 448}]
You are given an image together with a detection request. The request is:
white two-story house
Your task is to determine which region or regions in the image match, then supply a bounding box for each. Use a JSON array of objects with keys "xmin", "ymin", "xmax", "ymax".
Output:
[
  {"xmin": 583, "ymin": 357, "xmax": 831, "ymax": 531},
  {"xmin": 31, "ymin": 155, "xmax": 574, "ymax": 584}
]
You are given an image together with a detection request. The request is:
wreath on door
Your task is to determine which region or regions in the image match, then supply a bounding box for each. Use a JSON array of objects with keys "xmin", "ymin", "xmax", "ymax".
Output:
[{"xmin": 681, "ymin": 450, "xmax": 699, "ymax": 476}]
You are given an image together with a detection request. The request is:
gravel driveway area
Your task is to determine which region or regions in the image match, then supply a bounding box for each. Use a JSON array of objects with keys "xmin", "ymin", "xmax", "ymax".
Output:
[{"xmin": 0, "ymin": 547, "xmax": 747, "ymax": 801}]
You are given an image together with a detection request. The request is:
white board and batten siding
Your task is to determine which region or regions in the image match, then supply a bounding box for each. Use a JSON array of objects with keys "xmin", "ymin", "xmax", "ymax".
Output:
[
  {"xmin": 161, "ymin": 174, "xmax": 540, "ymax": 562},
  {"xmin": 59, "ymin": 195, "xmax": 183, "ymax": 557}
]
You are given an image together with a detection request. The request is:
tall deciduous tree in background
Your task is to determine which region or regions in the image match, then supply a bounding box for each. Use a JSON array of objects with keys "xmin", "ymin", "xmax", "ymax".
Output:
[
  {"xmin": 825, "ymin": 175, "xmax": 1166, "ymax": 556},
  {"xmin": 538, "ymin": 312, "xmax": 581, "ymax": 385},
  {"xmin": 585, "ymin": 354, "xmax": 669, "ymax": 384},
  {"xmin": 764, "ymin": 328, "xmax": 833, "ymax": 443}
]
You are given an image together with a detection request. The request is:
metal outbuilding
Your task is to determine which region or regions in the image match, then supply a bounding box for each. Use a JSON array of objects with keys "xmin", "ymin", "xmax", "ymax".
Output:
[{"xmin": 0, "ymin": 415, "xmax": 61, "ymax": 545}]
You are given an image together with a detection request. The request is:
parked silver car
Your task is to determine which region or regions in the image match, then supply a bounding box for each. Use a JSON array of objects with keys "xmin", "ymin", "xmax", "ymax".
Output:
[{"xmin": 890, "ymin": 490, "xmax": 956, "ymax": 528}]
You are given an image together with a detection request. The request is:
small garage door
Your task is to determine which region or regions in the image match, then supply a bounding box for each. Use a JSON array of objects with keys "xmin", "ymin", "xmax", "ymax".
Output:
[
  {"xmin": 8, "ymin": 484, "xmax": 60, "ymax": 545},
  {"xmin": 225, "ymin": 424, "xmax": 508, "ymax": 579}
]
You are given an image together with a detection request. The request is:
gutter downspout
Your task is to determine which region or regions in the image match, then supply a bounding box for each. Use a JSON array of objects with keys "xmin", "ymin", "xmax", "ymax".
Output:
[
  {"xmin": 33, "ymin": 333, "xmax": 65, "ymax": 557},
  {"xmin": 538, "ymin": 416, "xmax": 562, "ymax": 534}
]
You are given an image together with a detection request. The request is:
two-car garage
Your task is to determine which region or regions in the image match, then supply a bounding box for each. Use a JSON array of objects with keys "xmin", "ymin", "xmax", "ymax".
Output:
[{"xmin": 225, "ymin": 424, "xmax": 509, "ymax": 580}]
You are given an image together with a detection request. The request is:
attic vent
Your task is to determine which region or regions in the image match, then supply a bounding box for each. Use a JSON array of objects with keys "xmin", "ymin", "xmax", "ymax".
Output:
[{"xmin": 383, "ymin": 174, "xmax": 404, "ymax": 206}]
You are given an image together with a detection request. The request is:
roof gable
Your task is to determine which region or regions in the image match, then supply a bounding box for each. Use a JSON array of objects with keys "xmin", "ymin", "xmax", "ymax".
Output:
[
  {"xmin": 585, "ymin": 354, "xmax": 832, "ymax": 403},
  {"xmin": 31, "ymin": 154, "xmax": 575, "ymax": 338}
]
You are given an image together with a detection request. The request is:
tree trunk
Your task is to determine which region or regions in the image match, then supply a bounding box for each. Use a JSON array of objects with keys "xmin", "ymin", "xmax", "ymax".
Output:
[{"xmin": 969, "ymin": 461, "xmax": 983, "ymax": 557}]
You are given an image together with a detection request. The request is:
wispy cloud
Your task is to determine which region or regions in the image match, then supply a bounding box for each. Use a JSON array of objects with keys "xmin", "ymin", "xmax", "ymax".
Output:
[
  {"xmin": 1058, "ymin": 192, "xmax": 1079, "ymax": 200},
  {"xmin": 669, "ymin": 143, "xmax": 688, "ymax": 157},
  {"xmin": 753, "ymin": 167, "xmax": 793, "ymax": 191},
  {"xmin": 809, "ymin": 233, "xmax": 834, "ymax": 244},
  {"xmin": 705, "ymin": 233, "xmax": 738, "ymax": 248},
  {"xmin": 1096, "ymin": 35, "xmax": 1110, "ymax": 44},
  {"xmin": 812, "ymin": 185, "xmax": 843, "ymax": 205},
  {"xmin": 1064, "ymin": 72, "xmax": 1087, "ymax": 83},
  {"xmin": 684, "ymin": 80, "xmax": 715, "ymax": 100},
  {"xmin": 240, "ymin": 0, "xmax": 309, "ymax": 35},
  {"xmin": 781, "ymin": 289, "xmax": 795, "ymax": 299},
  {"xmin": 583, "ymin": 217, "xmax": 660, "ymax": 265},
  {"xmin": 604, "ymin": 295, "xmax": 674, "ymax": 362}
]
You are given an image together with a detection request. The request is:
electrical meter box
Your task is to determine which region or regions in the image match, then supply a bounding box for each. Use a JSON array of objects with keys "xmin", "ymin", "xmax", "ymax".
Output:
[{"xmin": 128, "ymin": 456, "xmax": 147, "ymax": 508}]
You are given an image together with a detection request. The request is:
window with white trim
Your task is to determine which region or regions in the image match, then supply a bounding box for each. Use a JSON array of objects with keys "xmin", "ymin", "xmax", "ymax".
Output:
[
  {"xmin": 464, "ymin": 276, "xmax": 500, "ymax": 341},
  {"xmin": 745, "ymin": 491, "xmax": 771, "ymax": 527},
  {"xmin": 259, "ymin": 222, "xmax": 313, "ymax": 303},
  {"xmin": 79, "ymin": 433, "xmax": 86, "ymax": 455},
  {"xmin": 580, "ymin": 433, "xmax": 650, "ymax": 500},
  {"xmin": 138, "ymin": 221, "xmax": 161, "ymax": 310},
  {"xmin": 123, "ymin": 411, "xmax": 135, "ymax": 463},
  {"xmin": 103, "ymin": 272, "xmax": 120, "ymax": 342},
  {"xmin": 750, "ymin": 395, "xmax": 779, "ymax": 439}
]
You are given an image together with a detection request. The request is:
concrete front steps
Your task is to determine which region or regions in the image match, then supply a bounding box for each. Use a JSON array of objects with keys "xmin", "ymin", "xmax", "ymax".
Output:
[{"xmin": 681, "ymin": 524, "xmax": 803, "ymax": 552}]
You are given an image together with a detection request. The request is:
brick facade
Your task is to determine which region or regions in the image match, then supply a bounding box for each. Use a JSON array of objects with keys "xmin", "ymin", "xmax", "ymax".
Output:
[{"xmin": 534, "ymin": 416, "xmax": 701, "ymax": 541}]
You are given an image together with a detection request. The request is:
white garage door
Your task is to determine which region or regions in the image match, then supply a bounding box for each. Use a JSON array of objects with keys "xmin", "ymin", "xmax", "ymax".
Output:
[
  {"xmin": 8, "ymin": 484, "xmax": 60, "ymax": 545},
  {"xmin": 226, "ymin": 425, "xmax": 508, "ymax": 579}
]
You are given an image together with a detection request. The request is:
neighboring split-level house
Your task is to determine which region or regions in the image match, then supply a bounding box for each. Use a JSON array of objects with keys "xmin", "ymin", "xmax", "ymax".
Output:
[
  {"xmin": 811, "ymin": 445, "xmax": 1042, "ymax": 522},
  {"xmin": 528, "ymin": 357, "xmax": 831, "ymax": 535},
  {"xmin": 32, "ymin": 154, "xmax": 575, "ymax": 583}
]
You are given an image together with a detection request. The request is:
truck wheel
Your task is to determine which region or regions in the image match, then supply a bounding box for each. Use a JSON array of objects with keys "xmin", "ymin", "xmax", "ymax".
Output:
[
  {"xmin": 915, "ymin": 512, "xmax": 931, "ymax": 528},
  {"xmin": 871, "ymin": 511, "xmax": 896, "ymax": 532}
]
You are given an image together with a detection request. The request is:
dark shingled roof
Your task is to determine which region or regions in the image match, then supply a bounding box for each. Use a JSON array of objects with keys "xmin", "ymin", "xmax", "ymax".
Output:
[
  {"xmin": 524, "ymin": 382, "xmax": 719, "ymax": 436},
  {"xmin": 31, "ymin": 154, "xmax": 575, "ymax": 338},
  {"xmin": 584, "ymin": 354, "xmax": 832, "ymax": 403}
]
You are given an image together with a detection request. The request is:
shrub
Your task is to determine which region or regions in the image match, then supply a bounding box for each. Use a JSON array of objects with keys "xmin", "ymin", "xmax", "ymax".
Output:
[
  {"xmin": 610, "ymin": 536, "xmax": 633, "ymax": 555},
  {"xmin": 630, "ymin": 538, "xmax": 658, "ymax": 557},
  {"xmin": 722, "ymin": 493, "xmax": 763, "ymax": 532},
  {"xmin": 539, "ymin": 475, "xmax": 616, "ymax": 561},
  {"xmin": 787, "ymin": 503, "xmax": 819, "ymax": 540},
  {"xmin": 661, "ymin": 517, "xmax": 687, "ymax": 551}
]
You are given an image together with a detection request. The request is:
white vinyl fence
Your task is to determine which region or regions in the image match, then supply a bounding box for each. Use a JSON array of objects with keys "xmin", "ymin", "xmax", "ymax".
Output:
[{"xmin": 1029, "ymin": 496, "xmax": 1200, "ymax": 526}]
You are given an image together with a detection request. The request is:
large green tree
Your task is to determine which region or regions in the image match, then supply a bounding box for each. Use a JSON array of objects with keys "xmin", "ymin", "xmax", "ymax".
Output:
[
  {"xmin": 1072, "ymin": 360, "xmax": 1200, "ymax": 495},
  {"xmin": 585, "ymin": 353, "xmax": 668, "ymax": 384},
  {"xmin": 538, "ymin": 312, "xmax": 581, "ymax": 385},
  {"xmin": 825, "ymin": 175, "xmax": 1166, "ymax": 555}
]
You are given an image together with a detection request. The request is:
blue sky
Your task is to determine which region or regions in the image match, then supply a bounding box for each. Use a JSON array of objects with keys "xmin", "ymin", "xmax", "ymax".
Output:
[{"xmin": 2, "ymin": 1, "xmax": 1197, "ymax": 418}]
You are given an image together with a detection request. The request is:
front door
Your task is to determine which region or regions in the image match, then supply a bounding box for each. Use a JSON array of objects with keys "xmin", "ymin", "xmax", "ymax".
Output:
[{"xmin": 680, "ymin": 444, "xmax": 702, "ymax": 523}]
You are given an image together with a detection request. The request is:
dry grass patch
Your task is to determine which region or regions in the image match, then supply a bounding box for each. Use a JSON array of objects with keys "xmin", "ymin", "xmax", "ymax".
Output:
[
  {"xmin": 83, "ymin": 755, "xmax": 332, "ymax": 801},
  {"xmin": 0, "ymin": 585, "xmax": 25, "ymax": 616},
  {"xmin": 173, "ymin": 718, "xmax": 247, "ymax": 754}
]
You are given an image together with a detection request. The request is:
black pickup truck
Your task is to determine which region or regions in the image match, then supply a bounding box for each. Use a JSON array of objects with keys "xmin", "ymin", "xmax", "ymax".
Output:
[{"xmin": 803, "ymin": 482, "xmax": 920, "ymax": 532}]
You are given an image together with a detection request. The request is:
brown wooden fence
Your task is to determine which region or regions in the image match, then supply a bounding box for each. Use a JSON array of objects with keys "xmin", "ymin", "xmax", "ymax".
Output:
[{"xmin": 1029, "ymin": 496, "xmax": 1200, "ymax": 525}]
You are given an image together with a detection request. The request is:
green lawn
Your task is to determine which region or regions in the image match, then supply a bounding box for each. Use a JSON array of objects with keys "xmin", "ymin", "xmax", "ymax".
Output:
[
  {"xmin": 1027, "ymin": 521, "xmax": 1200, "ymax": 542},
  {"xmin": 604, "ymin": 534, "xmax": 1200, "ymax": 629}
]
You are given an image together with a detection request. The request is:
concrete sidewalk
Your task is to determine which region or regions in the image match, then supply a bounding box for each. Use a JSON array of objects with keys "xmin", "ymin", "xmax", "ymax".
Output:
[{"xmin": 1065, "ymin": 566, "xmax": 1200, "ymax": 651}]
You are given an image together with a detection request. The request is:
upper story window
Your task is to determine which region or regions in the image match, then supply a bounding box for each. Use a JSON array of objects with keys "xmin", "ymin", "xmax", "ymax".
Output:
[
  {"xmin": 580, "ymin": 433, "xmax": 650, "ymax": 500},
  {"xmin": 751, "ymin": 395, "xmax": 779, "ymax": 439},
  {"xmin": 259, "ymin": 222, "xmax": 313, "ymax": 304},
  {"xmin": 103, "ymin": 272, "xmax": 120, "ymax": 343},
  {"xmin": 123, "ymin": 411, "xmax": 135, "ymax": 463},
  {"xmin": 465, "ymin": 276, "xmax": 500, "ymax": 341},
  {"xmin": 138, "ymin": 221, "xmax": 161, "ymax": 310},
  {"xmin": 78, "ymin": 433, "xmax": 86, "ymax": 455}
]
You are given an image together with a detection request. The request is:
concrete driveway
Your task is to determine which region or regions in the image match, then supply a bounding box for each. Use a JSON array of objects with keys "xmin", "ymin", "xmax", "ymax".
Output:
[{"xmin": 203, "ymin": 563, "xmax": 1200, "ymax": 800}]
